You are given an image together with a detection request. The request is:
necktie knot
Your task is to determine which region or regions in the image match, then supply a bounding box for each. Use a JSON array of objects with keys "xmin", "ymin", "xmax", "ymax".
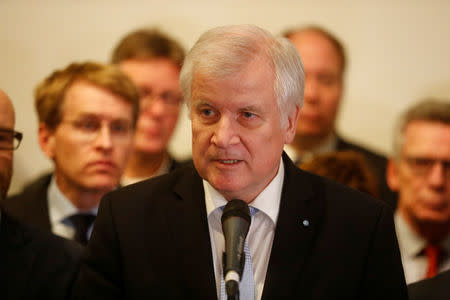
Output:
[{"xmin": 68, "ymin": 213, "xmax": 96, "ymax": 245}]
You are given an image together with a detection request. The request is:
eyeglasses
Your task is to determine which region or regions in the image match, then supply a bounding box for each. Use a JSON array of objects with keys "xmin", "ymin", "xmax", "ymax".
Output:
[
  {"xmin": 403, "ymin": 156, "xmax": 450, "ymax": 178},
  {"xmin": 61, "ymin": 117, "xmax": 134, "ymax": 143},
  {"xmin": 139, "ymin": 88, "xmax": 182, "ymax": 111},
  {"xmin": 0, "ymin": 128, "xmax": 23, "ymax": 150}
]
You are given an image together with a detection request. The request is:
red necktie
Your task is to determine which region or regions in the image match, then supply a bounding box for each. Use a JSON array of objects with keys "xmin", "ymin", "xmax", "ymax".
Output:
[{"xmin": 425, "ymin": 244, "xmax": 441, "ymax": 278}]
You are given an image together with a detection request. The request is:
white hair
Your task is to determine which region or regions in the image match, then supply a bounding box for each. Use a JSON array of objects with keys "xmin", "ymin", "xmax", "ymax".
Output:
[{"xmin": 180, "ymin": 24, "xmax": 304, "ymax": 125}]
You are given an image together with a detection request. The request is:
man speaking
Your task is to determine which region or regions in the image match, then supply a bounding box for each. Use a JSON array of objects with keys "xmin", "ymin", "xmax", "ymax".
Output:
[{"xmin": 75, "ymin": 25, "xmax": 407, "ymax": 299}]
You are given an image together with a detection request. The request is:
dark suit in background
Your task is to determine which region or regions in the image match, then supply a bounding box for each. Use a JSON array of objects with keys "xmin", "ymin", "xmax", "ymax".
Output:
[
  {"xmin": 3, "ymin": 173, "xmax": 52, "ymax": 231},
  {"xmin": 75, "ymin": 154, "xmax": 407, "ymax": 299},
  {"xmin": 408, "ymin": 269, "xmax": 450, "ymax": 300},
  {"xmin": 0, "ymin": 209, "xmax": 82, "ymax": 299}
]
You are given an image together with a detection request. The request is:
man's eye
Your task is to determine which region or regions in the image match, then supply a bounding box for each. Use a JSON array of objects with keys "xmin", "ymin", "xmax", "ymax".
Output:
[
  {"xmin": 77, "ymin": 120, "xmax": 99, "ymax": 131},
  {"xmin": 414, "ymin": 158, "xmax": 433, "ymax": 168},
  {"xmin": 318, "ymin": 74, "xmax": 337, "ymax": 86},
  {"xmin": 201, "ymin": 109, "xmax": 215, "ymax": 117},
  {"xmin": 110, "ymin": 122, "xmax": 130, "ymax": 134},
  {"xmin": 242, "ymin": 111, "xmax": 255, "ymax": 119}
]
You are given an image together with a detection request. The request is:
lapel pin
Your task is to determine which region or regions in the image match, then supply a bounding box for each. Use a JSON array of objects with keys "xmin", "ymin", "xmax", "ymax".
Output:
[{"xmin": 302, "ymin": 219, "xmax": 310, "ymax": 227}]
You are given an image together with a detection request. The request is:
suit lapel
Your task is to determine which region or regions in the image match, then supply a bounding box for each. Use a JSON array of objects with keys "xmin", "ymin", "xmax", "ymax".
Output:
[
  {"xmin": 170, "ymin": 167, "xmax": 218, "ymax": 300},
  {"xmin": 262, "ymin": 153, "xmax": 325, "ymax": 299}
]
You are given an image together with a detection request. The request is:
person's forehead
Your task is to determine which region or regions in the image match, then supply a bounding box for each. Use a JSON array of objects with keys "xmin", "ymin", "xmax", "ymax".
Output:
[
  {"xmin": 62, "ymin": 81, "xmax": 133, "ymax": 119},
  {"xmin": 403, "ymin": 121, "xmax": 450, "ymax": 156},
  {"xmin": 289, "ymin": 31, "xmax": 341, "ymax": 71},
  {"xmin": 0, "ymin": 92, "xmax": 15, "ymax": 129},
  {"xmin": 120, "ymin": 58, "xmax": 181, "ymax": 81}
]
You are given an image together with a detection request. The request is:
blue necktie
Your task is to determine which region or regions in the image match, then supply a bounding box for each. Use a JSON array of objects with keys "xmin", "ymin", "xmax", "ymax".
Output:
[{"xmin": 220, "ymin": 206, "xmax": 258, "ymax": 300}]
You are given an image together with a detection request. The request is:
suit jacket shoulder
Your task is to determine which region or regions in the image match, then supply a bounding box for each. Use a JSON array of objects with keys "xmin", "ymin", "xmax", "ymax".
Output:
[
  {"xmin": 75, "ymin": 164, "xmax": 217, "ymax": 299},
  {"xmin": 0, "ymin": 210, "xmax": 83, "ymax": 299},
  {"xmin": 261, "ymin": 153, "xmax": 407, "ymax": 299},
  {"xmin": 2, "ymin": 173, "xmax": 52, "ymax": 230}
]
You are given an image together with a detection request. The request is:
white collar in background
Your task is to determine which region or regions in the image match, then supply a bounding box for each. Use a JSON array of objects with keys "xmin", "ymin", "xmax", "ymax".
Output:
[{"xmin": 47, "ymin": 175, "xmax": 98, "ymax": 226}]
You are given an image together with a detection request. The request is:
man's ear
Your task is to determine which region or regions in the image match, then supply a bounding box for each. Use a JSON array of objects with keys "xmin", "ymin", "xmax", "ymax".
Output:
[
  {"xmin": 38, "ymin": 123, "xmax": 56, "ymax": 159},
  {"xmin": 284, "ymin": 104, "xmax": 301, "ymax": 144},
  {"xmin": 386, "ymin": 158, "xmax": 400, "ymax": 192}
]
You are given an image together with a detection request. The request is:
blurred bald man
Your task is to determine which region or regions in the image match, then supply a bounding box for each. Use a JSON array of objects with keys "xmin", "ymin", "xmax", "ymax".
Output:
[
  {"xmin": 283, "ymin": 25, "xmax": 394, "ymax": 207},
  {"xmin": 0, "ymin": 89, "xmax": 82, "ymax": 299}
]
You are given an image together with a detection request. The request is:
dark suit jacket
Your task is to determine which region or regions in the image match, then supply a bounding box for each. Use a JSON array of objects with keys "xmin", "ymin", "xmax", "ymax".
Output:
[
  {"xmin": 3, "ymin": 173, "xmax": 53, "ymax": 231},
  {"xmin": 0, "ymin": 209, "xmax": 83, "ymax": 299},
  {"xmin": 75, "ymin": 153, "xmax": 407, "ymax": 299},
  {"xmin": 408, "ymin": 270, "xmax": 450, "ymax": 300},
  {"xmin": 336, "ymin": 136, "xmax": 397, "ymax": 208},
  {"xmin": 3, "ymin": 157, "xmax": 186, "ymax": 232}
]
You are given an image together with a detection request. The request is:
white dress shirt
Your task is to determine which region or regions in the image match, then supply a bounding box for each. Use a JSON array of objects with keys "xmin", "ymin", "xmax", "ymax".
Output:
[
  {"xmin": 205, "ymin": 159, "xmax": 284, "ymax": 300},
  {"xmin": 395, "ymin": 212, "xmax": 450, "ymax": 284},
  {"xmin": 47, "ymin": 176, "xmax": 98, "ymax": 240}
]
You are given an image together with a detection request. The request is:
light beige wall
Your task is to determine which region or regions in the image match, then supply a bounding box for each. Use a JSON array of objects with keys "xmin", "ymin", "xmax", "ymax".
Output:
[{"xmin": 1, "ymin": 0, "xmax": 450, "ymax": 194}]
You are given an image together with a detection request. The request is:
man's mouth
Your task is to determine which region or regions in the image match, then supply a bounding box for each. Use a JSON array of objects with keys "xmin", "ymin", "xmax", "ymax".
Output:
[{"xmin": 220, "ymin": 160, "xmax": 239, "ymax": 164}]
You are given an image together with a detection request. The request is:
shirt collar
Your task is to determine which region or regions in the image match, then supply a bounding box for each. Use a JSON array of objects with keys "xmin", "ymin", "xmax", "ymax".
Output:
[
  {"xmin": 395, "ymin": 211, "xmax": 426, "ymax": 257},
  {"xmin": 284, "ymin": 133, "xmax": 337, "ymax": 164},
  {"xmin": 204, "ymin": 159, "xmax": 284, "ymax": 225},
  {"xmin": 48, "ymin": 175, "xmax": 98, "ymax": 224}
]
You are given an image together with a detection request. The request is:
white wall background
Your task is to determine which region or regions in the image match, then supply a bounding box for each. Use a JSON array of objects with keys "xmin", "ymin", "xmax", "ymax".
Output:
[{"xmin": 1, "ymin": 0, "xmax": 450, "ymax": 195}]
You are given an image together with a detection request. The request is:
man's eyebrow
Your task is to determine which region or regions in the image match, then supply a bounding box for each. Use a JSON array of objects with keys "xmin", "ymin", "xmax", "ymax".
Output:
[{"xmin": 192, "ymin": 100, "xmax": 213, "ymax": 108}]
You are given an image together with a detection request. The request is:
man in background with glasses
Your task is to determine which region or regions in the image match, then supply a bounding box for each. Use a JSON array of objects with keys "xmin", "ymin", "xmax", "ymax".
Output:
[
  {"xmin": 111, "ymin": 28, "xmax": 186, "ymax": 185},
  {"xmin": 0, "ymin": 89, "xmax": 82, "ymax": 298},
  {"xmin": 3, "ymin": 62, "xmax": 139, "ymax": 245},
  {"xmin": 387, "ymin": 99, "xmax": 450, "ymax": 284}
]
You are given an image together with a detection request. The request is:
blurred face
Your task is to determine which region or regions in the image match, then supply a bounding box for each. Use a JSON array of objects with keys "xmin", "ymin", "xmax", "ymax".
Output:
[
  {"xmin": 120, "ymin": 58, "xmax": 182, "ymax": 155},
  {"xmin": 388, "ymin": 121, "xmax": 450, "ymax": 228},
  {"xmin": 288, "ymin": 31, "xmax": 343, "ymax": 139},
  {"xmin": 40, "ymin": 81, "xmax": 134, "ymax": 194},
  {"xmin": 190, "ymin": 57, "xmax": 299, "ymax": 202},
  {"xmin": 0, "ymin": 92, "xmax": 15, "ymax": 200}
]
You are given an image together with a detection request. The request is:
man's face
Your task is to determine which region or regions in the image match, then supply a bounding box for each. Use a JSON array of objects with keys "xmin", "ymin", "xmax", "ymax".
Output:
[
  {"xmin": 388, "ymin": 121, "xmax": 450, "ymax": 227},
  {"xmin": 190, "ymin": 56, "xmax": 299, "ymax": 202},
  {"xmin": 120, "ymin": 58, "xmax": 181, "ymax": 155},
  {"xmin": 0, "ymin": 93, "xmax": 14, "ymax": 200},
  {"xmin": 288, "ymin": 31, "xmax": 343, "ymax": 140},
  {"xmin": 40, "ymin": 81, "xmax": 134, "ymax": 193}
]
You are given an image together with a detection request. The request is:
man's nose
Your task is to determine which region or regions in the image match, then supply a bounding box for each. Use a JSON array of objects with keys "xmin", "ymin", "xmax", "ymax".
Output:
[
  {"xmin": 304, "ymin": 78, "xmax": 319, "ymax": 104},
  {"xmin": 94, "ymin": 125, "xmax": 113, "ymax": 150},
  {"xmin": 142, "ymin": 96, "xmax": 166, "ymax": 118},
  {"xmin": 210, "ymin": 117, "xmax": 240, "ymax": 148},
  {"xmin": 428, "ymin": 162, "xmax": 446, "ymax": 188}
]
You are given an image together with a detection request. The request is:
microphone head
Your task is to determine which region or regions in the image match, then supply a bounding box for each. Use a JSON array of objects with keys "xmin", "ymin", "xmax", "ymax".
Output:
[{"xmin": 221, "ymin": 199, "xmax": 251, "ymax": 225}]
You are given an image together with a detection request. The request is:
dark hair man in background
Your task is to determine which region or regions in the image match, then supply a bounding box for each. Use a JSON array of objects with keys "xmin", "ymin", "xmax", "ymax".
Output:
[
  {"xmin": 0, "ymin": 89, "xmax": 82, "ymax": 299},
  {"xmin": 75, "ymin": 24, "xmax": 407, "ymax": 299},
  {"xmin": 111, "ymin": 28, "xmax": 186, "ymax": 185},
  {"xmin": 3, "ymin": 62, "xmax": 139, "ymax": 245},
  {"xmin": 387, "ymin": 99, "xmax": 450, "ymax": 284},
  {"xmin": 283, "ymin": 26, "xmax": 394, "ymax": 207}
]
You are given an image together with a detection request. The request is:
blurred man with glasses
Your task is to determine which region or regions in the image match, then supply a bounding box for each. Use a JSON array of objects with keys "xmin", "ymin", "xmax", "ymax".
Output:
[
  {"xmin": 0, "ymin": 89, "xmax": 82, "ymax": 298},
  {"xmin": 387, "ymin": 99, "xmax": 450, "ymax": 284},
  {"xmin": 111, "ymin": 28, "xmax": 186, "ymax": 185},
  {"xmin": 3, "ymin": 62, "xmax": 139, "ymax": 245}
]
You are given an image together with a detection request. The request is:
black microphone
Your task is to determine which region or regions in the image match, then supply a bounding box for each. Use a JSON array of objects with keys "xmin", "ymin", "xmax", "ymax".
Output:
[{"xmin": 221, "ymin": 199, "xmax": 251, "ymax": 299}]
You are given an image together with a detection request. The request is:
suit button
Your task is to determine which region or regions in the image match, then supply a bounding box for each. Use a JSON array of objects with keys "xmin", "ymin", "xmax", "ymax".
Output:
[{"xmin": 302, "ymin": 219, "xmax": 310, "ymax": 227}]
